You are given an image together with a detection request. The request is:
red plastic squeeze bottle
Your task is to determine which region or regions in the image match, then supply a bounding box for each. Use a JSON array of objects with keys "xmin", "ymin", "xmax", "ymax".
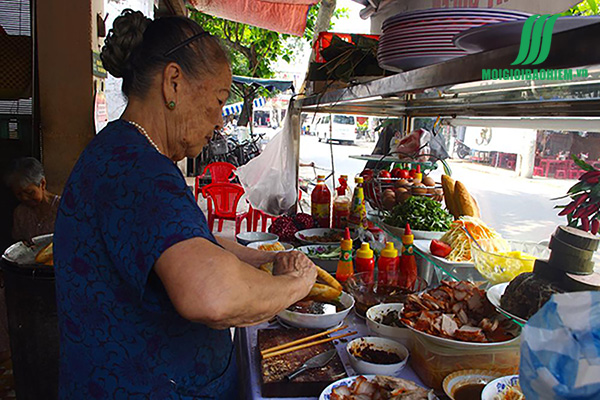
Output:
[
  {"xmin": 355, "ymin": 242, "xmax": 375, "ymax": 284},
  {"xmin": 377, "ymin": 242, "xmax": 398, "ymax": 287},
  {"xmin": 398, "ymin": 223, "xmax": 418, "ymax": 289},
  {"xmin": 311, "ymin": 175, "xmax": 331, "ymax": 228}
]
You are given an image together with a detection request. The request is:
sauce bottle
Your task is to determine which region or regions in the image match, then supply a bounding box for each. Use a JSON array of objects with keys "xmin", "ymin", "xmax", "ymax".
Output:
[
  {"xmin": 348, "ymin": 176, "xmax": 367, "ymax": 229},
  {"xmin": 398, "ymin": 223, "xmax": 418, "ymax": 290},
  {"xmin": 377, "ymin": 242, "xmax": 399, "ymax": 287},
  {"xmin": 311, "ymin": 175, "xmax": 331, "ymax": 228},
  {"xmin": 355, "ymin": 242, "xmax": 375, "ymax": 284},
  {"xmin": 332, "ymin": 175, "xmax": 351, "ymax": 229},
  {"xmin": 336, "ymin": 228, "xmax": 354, "ymax": 283}
]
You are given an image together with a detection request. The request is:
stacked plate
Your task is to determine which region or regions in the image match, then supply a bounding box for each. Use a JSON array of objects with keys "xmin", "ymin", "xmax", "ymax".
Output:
[{"xmin": 378, "ymin": 8, "xmax": 530, "ymax": 72}]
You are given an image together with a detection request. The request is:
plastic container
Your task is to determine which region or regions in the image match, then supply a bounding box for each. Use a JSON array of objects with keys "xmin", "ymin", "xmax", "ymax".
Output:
[
  {"xmin": 398, "ymin": 223, "xmax": 417, "ymax": 290},
  {"xmin": 348, "ymin": 176, "xmax": 367, "ymax": 229},
  {"xmin": 355, "ymin": 243, "xmax": 375, "ymax": 284},
  {"xmin": 311, "ymin": 175, "xmax": 331, "ymax": 229},
  {"xmin": 332, "ymin": 175, "xmax": 351, "ymax": 229},
  {"xmin": 336, "ymin": 228, "xmax": 354, "ymax": 282},
  {"xmin": 410, "ymin": 332, "xmax": 520, "ymax": 392},
  {"xmin": 377, "ymin": 242, "xmax": 399, "ymax": 286}
]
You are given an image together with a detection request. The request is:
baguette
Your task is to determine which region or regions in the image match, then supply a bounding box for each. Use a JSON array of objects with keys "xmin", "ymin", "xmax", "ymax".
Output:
[
  {"xmin": 454, "ymin": 181, "xmax": 480, "ymax": 218},
  {"xmin": 441, "ymin": 175, "xmax": 458, "ymax": 218},
  {"xmin": 306, "ymin": 283, "xmax": 342, "ymax": 302},
  {"xmin": 35, "ymin": 242, "xmax": 54, "ymax": 266}
]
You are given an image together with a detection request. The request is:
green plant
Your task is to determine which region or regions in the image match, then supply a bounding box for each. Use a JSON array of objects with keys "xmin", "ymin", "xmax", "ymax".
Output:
[
  {"xmin": 561, "ymin": 0, "xmax": 600, "ymax": 16},
  {"xmin": 386, "ymin": 196, "xmax": 453, "ymax": 232},
  {"xmin": 554, "ymin": 155, "xmax": 600, "ymax": 234}
]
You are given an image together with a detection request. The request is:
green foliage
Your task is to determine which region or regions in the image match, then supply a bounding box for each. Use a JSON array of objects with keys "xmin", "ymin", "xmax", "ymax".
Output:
[
  {"xmin": 561, "ymin": 0, "xmax": 600, "ymax": 15},
  {"xmin": 189, "ymin": 4, "xmax": 349, "ymax": 79}
]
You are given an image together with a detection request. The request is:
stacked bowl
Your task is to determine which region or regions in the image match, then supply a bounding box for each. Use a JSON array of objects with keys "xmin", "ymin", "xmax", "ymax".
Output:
[{"xmin": 378, "ymin": 8, "xmax": 530, "ymax": 71}]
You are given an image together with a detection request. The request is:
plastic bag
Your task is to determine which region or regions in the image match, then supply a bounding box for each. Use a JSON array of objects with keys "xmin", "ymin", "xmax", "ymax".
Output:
[
  {"xmin": 389, "ymin": 128, "xmax": 430, "ymax": 161},
  {"xmin": 236, "ymin": 111, "xmax": 297, "ymax": 216},
  {"xmin": 520, "ymin": 291, "xmax": 600, "ymax": 400}
]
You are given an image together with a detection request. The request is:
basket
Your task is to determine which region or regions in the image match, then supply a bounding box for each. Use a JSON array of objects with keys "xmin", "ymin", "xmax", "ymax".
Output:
[{"xmin": 363, "ymin": 175, "xmax": 444, "ymax": 213}]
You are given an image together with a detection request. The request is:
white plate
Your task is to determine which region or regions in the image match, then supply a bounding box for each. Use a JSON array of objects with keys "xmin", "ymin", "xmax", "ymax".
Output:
[
  {"xmin": 454, "ymin": 16, "xmax": 600, "ymax": 53},
  {"xmin": 320, "ymin": 375, "xmax": 377, "ymax": 400},
  {"xmin": 277, "ymin": 292, "xmax": 355, "ymax": 329},
  {"xmin": 295, "ymin": 228, "xmax": 357, "ymax": 245},
  {"xmin": 481, "ymin": 375, "xmax": 520, "ymax": 400},
  {"xmin": 380, "ymin": 222, "xmax": 445, "ymax": 241},
  {"xmin": 486, "ymin": 283, "xmax": 528, "ymax": 325},
  {"xmin": 413, "ymin": 240, "xmax": 474, "ymax": 268},
  {"xmin": 246, "ymin": 241, "xmax": 294, "ymax": 252}
]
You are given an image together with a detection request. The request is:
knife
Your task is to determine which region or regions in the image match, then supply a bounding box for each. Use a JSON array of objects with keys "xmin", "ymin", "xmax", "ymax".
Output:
[{"xmin": 285, "ymin": 349, "xmax": 337, "ymax": 381}]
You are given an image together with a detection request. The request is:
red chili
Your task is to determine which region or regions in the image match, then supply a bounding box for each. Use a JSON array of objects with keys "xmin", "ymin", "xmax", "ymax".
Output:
[
  {"xmin": 592, "ymin": 219, "xmax": 600, "ymax": 235},
  {"xmin": 588, "ymin": 176, "xmax": 600, "ymax": 184},
  {"xmin": 580, "ymin": 170, "xmax": 600, "ymax": 182},
  {"xmin": 581, "ymin": 203, "xmax": 600, "ymax": 219},
  {"xmin": 574, "ymin": 193, "xmax": 589, "ymax": 207},
  {"xmin": 559, "ymin": 200, "xmax": 578, "ymax": 216},
  {"xmin": 573, "ymin": 203, "xmax": 590, "ymax": 218},
  {"xmin": 581, "ymin": 216, "xmax": 590, "ymax": 232}
]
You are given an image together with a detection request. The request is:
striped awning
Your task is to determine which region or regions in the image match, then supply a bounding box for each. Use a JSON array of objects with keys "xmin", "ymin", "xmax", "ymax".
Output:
[{"xmin": 222, "ymin": 97, "xmax": 266, "ymax": 116}]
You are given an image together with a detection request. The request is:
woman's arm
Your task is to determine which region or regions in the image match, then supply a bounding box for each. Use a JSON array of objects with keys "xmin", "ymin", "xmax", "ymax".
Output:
[
  {"xmin": 154, "ymin": 237, "xmax": 317, "ymax": 329},
  {"xmin": 214, "ymin": 236, "xmax": 275, "ymax": 268}
]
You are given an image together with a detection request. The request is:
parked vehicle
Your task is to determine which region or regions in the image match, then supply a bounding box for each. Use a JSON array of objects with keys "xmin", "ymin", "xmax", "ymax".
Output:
[
  {"xmin": 313, "ymin": 114, "xmax": 357, "ymax": 144},
  {"xmin": 455, "ymin": 138, "xmax": 471, "ymax": 159}
]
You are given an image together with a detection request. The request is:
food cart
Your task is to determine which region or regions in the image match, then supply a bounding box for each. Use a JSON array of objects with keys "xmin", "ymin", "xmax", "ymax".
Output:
[{"xmin": 234, "ymin": 18, "xmax": 600, "ymax": 400}]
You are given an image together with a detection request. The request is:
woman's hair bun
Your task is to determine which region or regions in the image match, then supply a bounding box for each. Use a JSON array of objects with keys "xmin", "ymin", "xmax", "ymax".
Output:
[{"xmin": 101, "ymin": 9, "xmax": 151, "ymax": 78}]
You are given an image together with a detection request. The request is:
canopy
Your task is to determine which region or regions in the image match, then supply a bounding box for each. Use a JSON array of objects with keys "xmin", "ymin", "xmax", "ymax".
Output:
[
  {"xmin": 189, "ymin": 0, "xmax": 319, "ymax": 36},
  {"xmin": 232, "ymin": 76, "xmax": 294, "ymax": 93},
  {"xmin": 223, "ymin": 97, "xmax": 266, "ymax": 117}
]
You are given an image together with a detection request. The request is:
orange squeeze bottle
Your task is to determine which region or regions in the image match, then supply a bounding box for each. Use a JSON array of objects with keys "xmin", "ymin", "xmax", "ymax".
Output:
[{"xmin": 336, "ymin": 228, "xmax": 354, "ymax": 283}]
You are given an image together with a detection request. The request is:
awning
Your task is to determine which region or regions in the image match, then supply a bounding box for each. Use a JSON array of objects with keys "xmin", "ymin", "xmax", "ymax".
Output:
[
  {"xmin": 188, "ymin": 0, "xmax": 319, "ymax": 36},
  {"xmin": 232, "ymin": 76, "xmax": 294, "ymax": 93},
  {"xmin": 223, "ymin": 97, "xmax": 266, "ymax": 116}
]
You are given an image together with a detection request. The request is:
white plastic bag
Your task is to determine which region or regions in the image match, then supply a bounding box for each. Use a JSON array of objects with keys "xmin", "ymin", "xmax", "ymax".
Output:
[
  {"xmin": 520, "ymin": 291, "xmax": 600, "ymax": 400},
  {"xmin": 236, "ymin": 111, "xmax": 297, "ymax": 216}
]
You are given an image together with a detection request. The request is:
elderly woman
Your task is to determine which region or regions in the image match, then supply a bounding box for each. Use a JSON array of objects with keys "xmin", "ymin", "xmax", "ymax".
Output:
[
  {"xmin": 53, "ymin": 10, "xmax": 316, "ymax": 400},
  {"xmin": 5, "ymin": 157, "xmax": 60, "ymax": 243}
]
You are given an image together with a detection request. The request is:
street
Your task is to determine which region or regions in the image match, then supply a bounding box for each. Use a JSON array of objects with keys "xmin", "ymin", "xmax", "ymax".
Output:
[{"xmin": 299, "ymin": 135, "xmax": 574, "ymax": 243}]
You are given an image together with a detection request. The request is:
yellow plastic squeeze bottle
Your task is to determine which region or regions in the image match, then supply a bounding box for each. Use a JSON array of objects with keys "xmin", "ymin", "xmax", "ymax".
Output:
[{"xmin": 336, "ymin": 227, "xmax": 354, "ymax": 283}]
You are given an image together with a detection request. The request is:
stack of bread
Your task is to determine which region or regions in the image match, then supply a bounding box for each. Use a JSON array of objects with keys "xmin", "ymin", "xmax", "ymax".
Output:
[{"xmin": 441, "ymin": 175, "xmax": 480, "ymax": 218}]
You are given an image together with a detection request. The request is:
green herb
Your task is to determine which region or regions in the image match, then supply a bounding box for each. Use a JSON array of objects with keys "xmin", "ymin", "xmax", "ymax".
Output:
[{"xmin": 385, "ymin": 196, "xmax": 453, "ymax": 232}]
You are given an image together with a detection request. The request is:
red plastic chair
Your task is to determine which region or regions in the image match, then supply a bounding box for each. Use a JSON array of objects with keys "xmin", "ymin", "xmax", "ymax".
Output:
[
  {"xmin": 201, "ymin": 183, "xmax": 248, "ymax": 234},
  {"xmin": 195, "ymin": 162, "xmax": 237, "ymax": 202}
]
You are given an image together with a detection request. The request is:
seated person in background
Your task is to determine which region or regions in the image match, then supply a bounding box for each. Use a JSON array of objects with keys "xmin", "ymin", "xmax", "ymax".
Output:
[{"xmin": 4, "ymin": 157, "xmax": 60, "ymax": 243}]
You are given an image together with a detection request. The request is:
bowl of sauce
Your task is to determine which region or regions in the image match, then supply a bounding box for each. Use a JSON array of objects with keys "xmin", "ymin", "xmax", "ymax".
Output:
[
  {"xmin": 443, "ymin": 369, "xmax": 504, "ymax": 400},
  {"xmin": 346, "ymin": 336, "xmax": 409, "ymax": 375}
]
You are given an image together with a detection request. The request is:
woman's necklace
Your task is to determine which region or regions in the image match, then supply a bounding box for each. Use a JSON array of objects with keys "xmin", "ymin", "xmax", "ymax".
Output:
[{"xmin": 128, "ymin": 120, "xmax": 162, "ymax": 155}]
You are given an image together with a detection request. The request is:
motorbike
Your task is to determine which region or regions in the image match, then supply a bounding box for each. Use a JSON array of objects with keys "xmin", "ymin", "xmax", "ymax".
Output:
[{"xmin": 455, "ymin": 139, "xmax": 471, "ymax": 159}]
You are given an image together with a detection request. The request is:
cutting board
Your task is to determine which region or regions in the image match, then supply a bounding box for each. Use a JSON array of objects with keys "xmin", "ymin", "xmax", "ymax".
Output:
[{"xmin": 258, "ymin": 328, "xmax": 347, "ymax": 398}]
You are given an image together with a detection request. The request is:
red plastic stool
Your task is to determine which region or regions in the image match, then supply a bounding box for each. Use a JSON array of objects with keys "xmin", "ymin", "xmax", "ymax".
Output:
[
  {"xmin": 533, "ymin": 167, "xmax": 544, "ymax": 176},
  {"xmin": 555, "ymin": 170, "xmax": 567, "ymax": 179}
]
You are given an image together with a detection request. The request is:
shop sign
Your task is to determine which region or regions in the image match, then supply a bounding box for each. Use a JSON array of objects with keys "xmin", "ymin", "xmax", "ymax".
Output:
[
  {"xmin": 92, "ymin": 51, "xmax": 107, "ymax": 78},
  {"xmin": 481, "ymin": 15, "xmax": 589, "ymax": 82}
]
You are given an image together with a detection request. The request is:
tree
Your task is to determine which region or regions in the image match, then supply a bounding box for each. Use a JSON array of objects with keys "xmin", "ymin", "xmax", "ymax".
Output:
[
  {"xmin": 189, "ymin": 4, "xmax": 347, "ymax": 126},
  {"xmin": 562, "ymin": 0, "xmax": 600, "ymax": 15}
]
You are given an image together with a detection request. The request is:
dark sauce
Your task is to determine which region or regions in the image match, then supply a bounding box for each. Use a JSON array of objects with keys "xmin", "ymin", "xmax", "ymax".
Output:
[
  {"xmin": 453, "ymin": 383, "xmax": 486, "ymax": 400},
  {"xmin": 352, "ymin": 345, "xmax": 402, "ymax": 365},
  {"xmin": 287, "ymin": 300, "xmax": 345, "ymax": 314}
]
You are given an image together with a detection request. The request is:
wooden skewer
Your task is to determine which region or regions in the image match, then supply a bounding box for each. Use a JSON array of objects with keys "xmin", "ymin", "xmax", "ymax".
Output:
[
  {"xmin": 261, "ymin": 325, "xmax": 348, "ymax": 357},
  {"xmin": 262, "ymin": 331, "xmax": 357, "ymax": 359}
]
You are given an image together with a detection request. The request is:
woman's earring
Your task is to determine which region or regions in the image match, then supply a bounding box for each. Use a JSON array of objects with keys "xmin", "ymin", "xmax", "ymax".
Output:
[{"xmin": 167, "ymin": 101, "xmax": 176, "ymax": 110}]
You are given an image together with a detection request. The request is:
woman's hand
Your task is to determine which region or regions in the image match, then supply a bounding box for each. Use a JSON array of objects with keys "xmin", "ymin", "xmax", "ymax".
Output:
[{"xmin": 272, "ymin": 251, "xmax": 317, "ymax": 295}]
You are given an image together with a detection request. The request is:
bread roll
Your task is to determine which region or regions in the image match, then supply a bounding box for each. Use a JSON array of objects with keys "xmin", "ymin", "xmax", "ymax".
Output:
[
  {"xmin": 306, "ymin": 283, "xmax": 342, "ymax": 302},
  {"xmin": 35, "ymin": 242, "xmax": 54, "ymax": 266},
  {"xmin": 441, "ymin": 175, "xmax": 458, "ymax": 218},
  {"xmin": 454, "ymin": 181, "xmax": 480, "ymax": 218}
]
